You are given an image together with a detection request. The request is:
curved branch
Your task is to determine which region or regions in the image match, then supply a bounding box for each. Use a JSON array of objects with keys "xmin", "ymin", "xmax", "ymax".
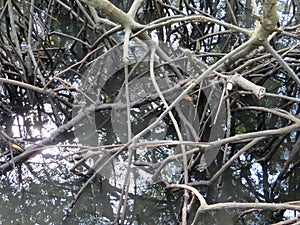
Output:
[
  {"xmin": 192, "ymin": 201, "xmax": 300, "ymax": 225},
  {"xmin": 167, "ymin": 184, "xmax": 207, "ymax": 207},
  {"xmin": 80, "ymin": 0, "xmax": 143, "ymax": 29}
]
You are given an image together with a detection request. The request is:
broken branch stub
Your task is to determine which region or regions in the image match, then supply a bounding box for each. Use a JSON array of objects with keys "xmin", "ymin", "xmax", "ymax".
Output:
[{"xmin": 228, "ymin": 74, "xmax": 266, "ymax": 99}]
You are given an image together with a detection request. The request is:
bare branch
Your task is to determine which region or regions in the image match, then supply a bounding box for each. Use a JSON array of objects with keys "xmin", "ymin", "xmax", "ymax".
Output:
[{"xmin": 192, "ymin": 202, "xmax": 300, "ymax": 225}]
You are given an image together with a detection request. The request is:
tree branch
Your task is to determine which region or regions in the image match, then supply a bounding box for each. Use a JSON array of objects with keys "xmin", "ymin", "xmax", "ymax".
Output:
[
  {"xmin": 80, "ymin": 0, "xmax": 142, "ymax": 29},
  {"xmin": 192, "ymin": 202, "xmax": 300, "ymax": 225}
]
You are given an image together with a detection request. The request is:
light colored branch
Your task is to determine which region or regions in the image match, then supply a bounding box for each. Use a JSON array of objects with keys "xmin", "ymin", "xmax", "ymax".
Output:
[
  {"xmin": 192, "ymin": 201, "xmax": 300, "ymax": 225},
  {"xmin": 149, "ymin": 45, "xmax": 187, "ymax": 181},
  {"xmin": 133, "ymin": 14, "xmax": 251, "ymax": 38},
  {"xmin": 114, "ymin": 27, "xmax": 134, "ymax": 224},
  {"xmin": 149, "ymin": 45, "xmax": 189, "ymax": 224},
  {"xmin": 119, "ymin": 144, "xmax": 134, "ymax": 224},
  {"xmin": 259, "ymin": 92, "xmax": 300, "ymax": 103},
  {"xmin": 80, "ymin": 0, "xmax": 142, "ymax": 29},
  {"xmin": 123, "ymin": 28, "xmax": 132, "ymax": 142},
  {"xmin": 50, "ymin": 31, "xmax": 92, "ymax": 48},
  {"xmin": 199, "ymin": 137, "xmax": 265, "ymax": 186},
  {"xmin": 162, "ymin": 38, "xmax": 258, "ymax": 117},
  {"xmin": 152, "ymin": 122, "xmax": 299, "ymax": 180},
  {"xmin": 127, "ymin": 0, "xmax": 144, "ymax": 18},
  {"xmin": 225, "ymin": 0, "xmax": 238, "ymax": 25},
  {"xmin": 188, "ymin": 123, "xmax": 300, "ymax": 187},
  {"xmin": 230, "ymin": 45, "xmax": 297, "ymax": 74},
  {"xmin": 240, "ymin": 106, "xmax": 300, "ymax": 124},
  {"xmin": 53, "ymin": 77, "xmax": 96, "ymax": 104},
  {"xmin": 27, "ymin": 0, "xmax": 46, "ymax": 85},
  {"xmin": 75, "ymin": 0, "xmax": 96, "ymax": 26},
  {"xmin": 227, "ymin": 73, "xmax": 266, "ymax": 99},
  {"xmin": 0, "ymin": 78, "xmax": 55, "ymax": 96},
  {"xmin": 263, "ymin": 41, "xmax": 300, "ymax": 86},
  {"xmin": 48, "ymin": 44, "xmax": 103, "ymax": 79},
  {"xmin": 88, "ymin": 6, "xmax": 117, "ymax": 26},
  {"xmin": 80, "ymin": 44, "xmax": 299, "ymax": 186},
  {"xmin": 210, "ymin": 123, "xmax": 300, "ymax": 149},
  {"xmin": 56, "ymin": 0, "xmax": 87, "ymax": 25},
  {"xmin": 152, "ymin": 147, "xmax": 204, "ymax": 179},
  {"xmin": 167, "ymin": 184, "xmax": 207, "ymax": 207}
]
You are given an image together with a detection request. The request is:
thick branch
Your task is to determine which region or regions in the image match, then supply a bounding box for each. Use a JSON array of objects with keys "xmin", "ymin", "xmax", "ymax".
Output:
[
  {"xmin": 80, "ymin": 0, "xmax": 142, "ymax": 29},
  {"xmin": 228, "ymin": 74, "xmax": 266, "ymax": 99}
]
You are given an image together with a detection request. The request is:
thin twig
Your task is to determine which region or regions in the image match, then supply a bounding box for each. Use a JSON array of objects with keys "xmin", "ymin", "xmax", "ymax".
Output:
[
  {"xmin": 149, "ymin": 44, "xmax": 189, "ymax": 224},
  {"xmin": 263, "ymin": 41, "xmax": 300, "ymax": 86}
]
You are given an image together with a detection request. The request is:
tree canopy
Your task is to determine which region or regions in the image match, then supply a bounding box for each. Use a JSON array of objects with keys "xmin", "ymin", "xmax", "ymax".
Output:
[{"xmin": 0, "ymin": 0, "xmax": 299, "ymax": 224}]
